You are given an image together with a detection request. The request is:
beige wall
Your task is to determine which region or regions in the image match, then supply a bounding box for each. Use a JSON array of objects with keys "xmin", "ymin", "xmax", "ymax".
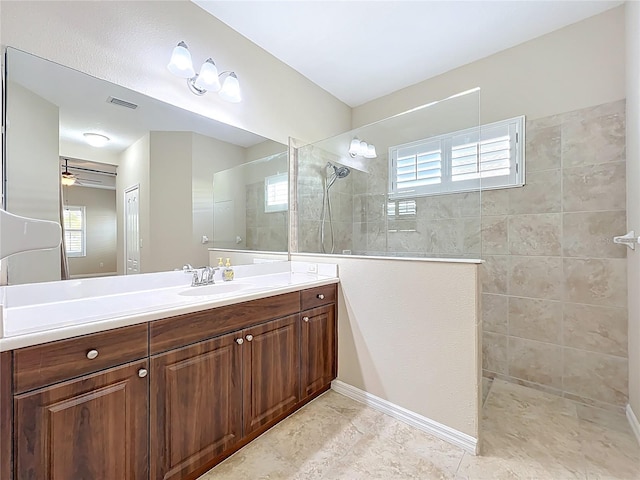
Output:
[
  {"xmin": 148, "ymin": 131, "xmax": 194, "ymax": 272},
  {"xmin": 116, "ymin": 134, "xmax": 150, "ymax": 275},
  {"xmin": 626, "ymin": 1, "xmax": 640, "ymax": 421},
  {"xmin": 245, "ymin": 139, "xmax": 287, "ymax": 163},
  {"xmin": 291, "ymin": 254, "xmax": 480, "ymax": 440},
  {"xmin": 0, "ymin": 0, "xmax": 351, "ymax": 145},
  {"xmin": 116, "ymin": 131, "xmax": 249, "ymax": 274},
  {"xmin": 353, "ymin": 6, "xmax": 625, "ymax": 127},
  {"xmin": 5, "ymin": 82, "xmax": 61, "ymax": 284},
  {"xmin": 64, "ymin": 186, "xmax": 117, "ymax": 276}
]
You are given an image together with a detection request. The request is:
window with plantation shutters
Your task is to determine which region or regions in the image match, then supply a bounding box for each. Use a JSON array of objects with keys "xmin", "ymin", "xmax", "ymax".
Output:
[
  {"xmin": 63, "ymin": 206, "xmax": 86, "ymax": 257},
  {"xmin": 389, "ymin": 116, "xmax": 524, "ymax": 198},
  {"xmin": 264, "ymin": 173, "xmax": 288, "ymax": 213}
]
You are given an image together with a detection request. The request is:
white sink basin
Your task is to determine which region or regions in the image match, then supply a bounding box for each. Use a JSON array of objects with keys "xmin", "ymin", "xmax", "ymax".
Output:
[{"xmin": 178, "ymin": 283, "xmax": 252, "ymax": 297}]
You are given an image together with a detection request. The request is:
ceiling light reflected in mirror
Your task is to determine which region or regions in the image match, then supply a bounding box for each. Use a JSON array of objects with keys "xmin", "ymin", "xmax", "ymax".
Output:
[{"xmin": 83, "ymin": 133, "xmax": 110, "ymax": 147}]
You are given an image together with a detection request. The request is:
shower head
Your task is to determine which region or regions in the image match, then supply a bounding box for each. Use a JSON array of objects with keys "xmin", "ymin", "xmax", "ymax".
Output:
[{"xmin": 327, "ymin": 162, "xmax": 351, "ymax": 179}]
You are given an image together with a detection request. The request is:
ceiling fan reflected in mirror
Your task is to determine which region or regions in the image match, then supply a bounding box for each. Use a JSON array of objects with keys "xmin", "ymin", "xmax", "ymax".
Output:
[
  {"xmin": 60, "ymin": 158, "xmax": 118, "ymax": 189},
  {"xmin": 61, "ymin": 159, "xmax": 77, "ymax": 186}
]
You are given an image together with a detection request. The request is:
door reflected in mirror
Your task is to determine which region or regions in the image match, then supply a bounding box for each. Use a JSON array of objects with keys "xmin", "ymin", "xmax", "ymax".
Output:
[{"xmin": 3, "ymin": 47, "xmax": 288, "ymax": 285}]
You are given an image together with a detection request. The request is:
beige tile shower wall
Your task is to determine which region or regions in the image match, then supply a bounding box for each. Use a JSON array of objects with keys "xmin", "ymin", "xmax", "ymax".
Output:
[
  {"xmin": 481, "ymin": 100, "xmax": 628, "ymax": 410},
  {"xmin": 296, "ymin": 145, "xmax": 354, "ymax": 254},
  {"xmin": 245, "ymin": 181, "xmax": 288, "ymax": 252},
  {"xmin": 626, "ymin": 0, "xmax": 640, "ymax": 425},
  {"xmin": 349, "ymin": 153, "xmax": 482, "ymax": 259}
]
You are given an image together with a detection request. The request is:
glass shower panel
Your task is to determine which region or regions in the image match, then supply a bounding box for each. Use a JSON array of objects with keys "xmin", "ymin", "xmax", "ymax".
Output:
[
  {"xmin": 212, "ymin": 151, "xmax": 289, "ymax": 254},
  {"xmin": 295, "ymin": 89, "xmax": 481, "ymax": 260}
]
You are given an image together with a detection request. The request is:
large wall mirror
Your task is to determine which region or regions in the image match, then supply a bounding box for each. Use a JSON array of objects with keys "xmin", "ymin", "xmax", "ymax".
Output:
[{"xmin": 3, "ymin": 47, "xmax": 288, "ymax": 285}]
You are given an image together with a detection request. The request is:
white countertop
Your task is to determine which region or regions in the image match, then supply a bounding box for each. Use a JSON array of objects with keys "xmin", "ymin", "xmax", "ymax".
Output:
[{"xmin": 0, "ymin": 261, "xmax": 338, "ymax": 351}]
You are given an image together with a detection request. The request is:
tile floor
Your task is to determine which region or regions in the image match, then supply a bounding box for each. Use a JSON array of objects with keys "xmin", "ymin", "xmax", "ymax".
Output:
[{"xmin": 199, "ymin": 379, "xmax": 640, "ymax": 479}]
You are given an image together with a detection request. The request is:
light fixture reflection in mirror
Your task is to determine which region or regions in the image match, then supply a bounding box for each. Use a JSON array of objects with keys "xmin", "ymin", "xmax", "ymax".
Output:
[{"xmin": 348, "ymin": 137, "xmax": 377, "ymax": 158}]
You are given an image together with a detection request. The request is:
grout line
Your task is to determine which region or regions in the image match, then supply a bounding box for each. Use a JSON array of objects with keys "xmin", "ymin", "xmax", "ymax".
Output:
[
  {"xmin": 480, "ymin": 293, "xmax": 627, "ymax": 313},
  {"xmin": 484, "ymin": 370, "xmax": 627, "ymax": 413},
  {"xmin": 483, "ymin": 331, "xmax": 628, "ymax": 361}
]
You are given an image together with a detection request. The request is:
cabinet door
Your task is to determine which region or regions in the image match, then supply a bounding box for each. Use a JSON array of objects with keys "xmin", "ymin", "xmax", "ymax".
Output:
[
  {"xmin": 243, "ymin": 314, "xmax": 300, "ymax": 435},
  {"xmin": 301, "ymin": 304, "xmax": 337, "ymax": 399},
  {"xmin": 150, "ymin": 331, "xmax": 242, "ymax": 480},
  {"xmin": 14, "ymin": 360, "xmax": 148, "ymax": 480}
]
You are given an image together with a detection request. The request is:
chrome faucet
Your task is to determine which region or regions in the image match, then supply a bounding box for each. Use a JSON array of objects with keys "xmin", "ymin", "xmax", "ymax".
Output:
[{"xmin": 183, "ymin": 265, "xmax": 219, "ymax": 287}]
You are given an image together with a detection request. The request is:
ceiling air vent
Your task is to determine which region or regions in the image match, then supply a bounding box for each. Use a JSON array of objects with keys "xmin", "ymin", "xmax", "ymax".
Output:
[{"xmin": 106, "ymin": 96, "xmax": 138, "ymax": 109}]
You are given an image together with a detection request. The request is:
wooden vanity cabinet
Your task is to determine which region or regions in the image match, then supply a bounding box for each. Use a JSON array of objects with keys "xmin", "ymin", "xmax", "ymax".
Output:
[
  {"xmin": 242, "ymin": 314, "xmax": 300, "ymax": 435},
  {"xmin": 6, "ymin": 284, "xmax": 338, "ymax": 480},
  {"xmin": 14, "ymin": 360, "xmax": 149, "ymax": 480},
  {"xmin": 300, "ymin": 304, "xmax": 337, "ymax": 400},
  {"xmin": 150, "ymin": 315, "xmax": 301, "ymax": 480},
  {"xmin": 150, "ymin": 331, "xmax": 243, "ymax": 480}
]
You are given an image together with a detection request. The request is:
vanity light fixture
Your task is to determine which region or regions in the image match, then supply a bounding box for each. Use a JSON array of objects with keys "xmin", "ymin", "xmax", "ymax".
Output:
[
  {"xmin": 168, "ymin": 41, "xmax": 242, "ymax": 103},
  {"xmin": 83, "ymin": 133, "xmax": 110, "ymax": 147},
  {"xmin": 348, "ymin": 137, "xmax": 377, "ymax": 158},
  {"xmin": 61, "ymin": 159, "xmax": 76, "ymax": 186}
]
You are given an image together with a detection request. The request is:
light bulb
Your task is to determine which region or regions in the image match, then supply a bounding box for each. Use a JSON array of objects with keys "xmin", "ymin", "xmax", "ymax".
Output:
[
  {"xmin": 359, "ymin": 141, "xmax": 368, "ymax": 156},
  {"xmin": 364, "ymin": 144, "xmax": 377, "ymax": 159},
  {"xmin": 61, "ymin": 172, "xmax": 76, "ymax": 186},
  {"xmin": 219, "ymin": 72, "xmax": 242, "ymax": 103},
  {"xmin": 83, "ymin": 133, "xmax": 110, "ymax": 147},
  {"xmin": 348, "ymin": 138, "xmax": 361, "ymax": 157},
  {"xmin": 194, "ymin": 58, "xmax": 221, "ymax": 92},
  {"xmin": 167, "ymin": 41, "xmax": 195, "ymax": 79}
]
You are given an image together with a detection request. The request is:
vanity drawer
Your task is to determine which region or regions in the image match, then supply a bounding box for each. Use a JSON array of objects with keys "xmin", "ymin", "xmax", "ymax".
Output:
[
  {"xmin": 13, "ymin": 323, "xmax": 148, "ymax": 393},
  {"xmin": 150, "ymin": 291, "xmax": 301, "ymax": 354},
  {"xmin": 301, "ymin": 284, "xmax": 337, "ymax": 311}
]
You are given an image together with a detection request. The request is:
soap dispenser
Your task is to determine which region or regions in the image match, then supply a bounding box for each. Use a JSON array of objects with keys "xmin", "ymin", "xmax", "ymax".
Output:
[{"xmin": 223, "ymin": 258, "xmax": 234, "ymax": 282}]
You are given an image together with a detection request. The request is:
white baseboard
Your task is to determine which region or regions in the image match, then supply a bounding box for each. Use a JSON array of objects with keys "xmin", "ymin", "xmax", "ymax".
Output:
[
  {"xmin": 627, "ymin": 404, "xmax": 640, "ymax": 446},
  {"xmin": 331, "ymin": 380, "xmax": 478, "ymax": 455}
]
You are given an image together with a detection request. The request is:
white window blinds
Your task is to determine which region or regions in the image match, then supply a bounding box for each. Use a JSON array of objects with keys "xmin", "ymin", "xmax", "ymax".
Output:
[
  {"xmin": 63, "ymin": 206, "xmax": 86, "ymax": 257},
  {"xmin": 390, "ymin": 116, "xmax": 524, "ymax": 197}
]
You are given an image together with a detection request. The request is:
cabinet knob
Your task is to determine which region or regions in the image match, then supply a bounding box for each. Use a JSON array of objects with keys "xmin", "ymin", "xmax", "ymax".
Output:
[
  {"xmin": 303, "ymin": 316, "xmax": 310, "ymax": 322},
  {"xmin": 236, "ymin": 338, "xmax": 244, "ymax": 345},
  {"xmin": 86, "ymin": 349, "xmax": 99, "ymax": 360},
  {"xmin": 317, "ymin": 294, "xmax": 325, "ymax": 300},
  {"xmin": 138, "ymin": 368, "xmax": 148, "ymax": 378},
  {"xmin": 246, "ymin": 334, "xmax": 254, "ymax": 342}
]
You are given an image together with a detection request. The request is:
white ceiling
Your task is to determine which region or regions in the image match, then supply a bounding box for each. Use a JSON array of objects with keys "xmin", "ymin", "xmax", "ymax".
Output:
[{"xmin": 194, "ymin": 0, "xmax": 623, "ymax": 107}]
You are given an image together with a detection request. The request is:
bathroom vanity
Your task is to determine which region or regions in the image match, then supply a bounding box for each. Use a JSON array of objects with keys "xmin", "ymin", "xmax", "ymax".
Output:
[{"xmin": 0, "ymin": 263, "xmax": 338, "ymax": 480}]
